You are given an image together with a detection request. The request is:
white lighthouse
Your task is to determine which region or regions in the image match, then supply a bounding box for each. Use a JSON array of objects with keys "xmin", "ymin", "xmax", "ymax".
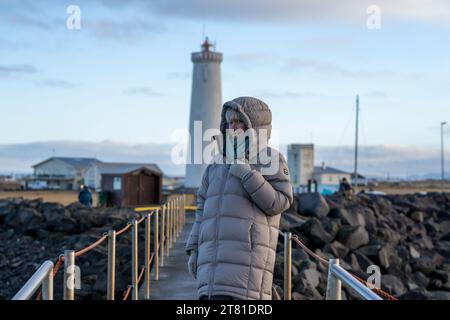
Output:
[{"xmin": 185, "ymin": 38, "xmax": 223, "ymax": 189}]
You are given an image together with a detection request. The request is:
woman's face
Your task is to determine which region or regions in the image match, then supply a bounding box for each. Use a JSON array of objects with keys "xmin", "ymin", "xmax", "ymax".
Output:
[{"xmin": 227, "ymin": 119, "xmax": 246, "ymax": 131}]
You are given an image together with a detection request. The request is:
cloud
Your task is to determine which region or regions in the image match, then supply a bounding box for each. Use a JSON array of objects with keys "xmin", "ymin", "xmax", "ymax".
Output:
[
  {"xmin": 122, "ymin": 86, "xmax": 163, "ymax": 96},
  {"xmin": 36, "ymin": 79, "xmax": 77, "ymax": 88},
  {"xmin": 0, "ymin": 64, "xmax": 37, "ymax": 77},
  {"xmin": 227, "ymin": 52, "xmax": 279, "ymax": 66},
  {"xmin": 167, "ymin": 72, "xmax": 191, "ymax": 80},
  {"xmin": 84, "ymin": 18, "xmax": 166, "ymax": 43},
  {"xmin": 144, "ymin": 0, "xmax": 450, "ymax": 25},
  {"xmin": 285, "ymin": 57, "xmax": 422, "ymax": 80},
  {"xmin": 259, "ymin": 90, "xmax": 322, "ymax": 99}
]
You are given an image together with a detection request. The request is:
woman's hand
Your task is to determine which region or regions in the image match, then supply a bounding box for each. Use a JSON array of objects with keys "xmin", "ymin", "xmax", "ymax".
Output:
[{"xmin": 188, "ymin": 250, "xmax": 198, "ymax": 279}]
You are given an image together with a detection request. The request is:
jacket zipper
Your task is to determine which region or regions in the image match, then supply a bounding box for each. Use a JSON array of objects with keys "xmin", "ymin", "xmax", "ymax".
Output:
[
  {"xmin": 208, "ymin": 165, "xmax": 229, "ymax": 298},
  {"xmin": 249, "ymin": 223, "xmax": 254, "ymax": 250}
]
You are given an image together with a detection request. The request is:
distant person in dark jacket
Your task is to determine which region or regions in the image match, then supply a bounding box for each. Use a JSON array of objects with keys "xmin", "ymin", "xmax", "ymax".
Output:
[
  {"xmin": 78, "ymin": 185, "xmax": 93, "ymax": 207},
  {"xmin": 339, "ymin": 178, "xmax": 353, "ymax": 200}
]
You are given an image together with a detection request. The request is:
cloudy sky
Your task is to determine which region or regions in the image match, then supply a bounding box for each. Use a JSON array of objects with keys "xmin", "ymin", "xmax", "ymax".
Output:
[{"xmin": 0, "ymin": 0, "xmax": 449, "ymax": 178}]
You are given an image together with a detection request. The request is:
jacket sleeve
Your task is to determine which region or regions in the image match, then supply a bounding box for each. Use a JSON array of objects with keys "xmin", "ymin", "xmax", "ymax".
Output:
[
  {"xmin": 241, "ymin": 151, "xmax": 293, "ymax": 216},
  {"xmin": 185, "ymin": 165, "xmax": 210, "ymax": 256}
]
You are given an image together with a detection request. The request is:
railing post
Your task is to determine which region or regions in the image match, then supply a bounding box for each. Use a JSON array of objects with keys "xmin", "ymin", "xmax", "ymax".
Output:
[
  {"xmin": 154, "ymin": 208, "xmax": 159, "ymax": 281},
  {"xmin": 144, "ymin": 212, "xmax": 151, "ymax": 299},
  {"xmin": 174, "ymin": 197, "xmax": 178, "ymax": 238},
  {"xmin": 107, "ymin": 229, "xmax": 116, "ymax": 300},
  {"xmin": 284, "ymin": 232, "xmax": 292, "ymax": 300},
  {"xmin": 171, "ymin": 199, "xmax": 175, "ymax": 246},
  {"xmin": 160, "ymin": 204, "xmax": 166, "ymax": 267},
  {"xmin": 168, "ymin": 200, "xmax": 173, "ymax": 250},
  {"xmin": 183, "ymin": 194, "xmax": 186, "ymax": 226},
  {"xmin": 131, "ymin": 219, "xmax": 139, "ymax": 300},
  {"xmin": 172, "ymin": 199, "xmax": 176, "ymax": 245},
  {"xmin": 176, "ymin": 197, "xmax": 180, "ymax": 237},
  {"xmin": 326, "ymin": 259, "xmax": 342, "ymax": 300},
  {"xmin": 166, "ymin": 202, "xmax": 170, "ymax": 257},
  {"xmin": 42, "ymin": 265, "xmax": 53, "ymax": 300},
  {"xmin": 63, "ymin": 250, "xmax": 75, "ymax": 300},
  {"xmin": 182, "ymin": 194, "xmax": 186, "ymax": 227}
]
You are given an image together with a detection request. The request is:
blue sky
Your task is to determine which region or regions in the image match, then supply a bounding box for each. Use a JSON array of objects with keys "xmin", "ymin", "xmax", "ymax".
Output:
[{"xmin": 0, "ymin": 0, "xmax": 449, "ymax": 177}]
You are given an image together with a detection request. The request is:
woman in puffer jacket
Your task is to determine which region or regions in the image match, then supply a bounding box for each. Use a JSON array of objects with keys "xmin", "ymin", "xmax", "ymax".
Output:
[{"xmin": 185, "ymin": 96, "xmax": 294, "ymax": 300}]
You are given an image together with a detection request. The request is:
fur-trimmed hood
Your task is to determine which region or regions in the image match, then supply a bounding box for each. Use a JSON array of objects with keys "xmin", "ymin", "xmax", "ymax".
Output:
[{"xmin": 220, "ymin": 96, "xmax": 272, "ymax": 140}]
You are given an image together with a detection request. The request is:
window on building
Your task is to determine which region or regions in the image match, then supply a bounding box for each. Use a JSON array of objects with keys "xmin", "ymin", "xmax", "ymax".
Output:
[{"xmin": 113, "ymin": 177, "xmax": 122, "ymax": 190}]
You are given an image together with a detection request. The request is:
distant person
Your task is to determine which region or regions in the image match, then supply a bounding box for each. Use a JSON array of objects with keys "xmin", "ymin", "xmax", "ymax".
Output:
[
  {"xmin": 78, "ymin": 185, "xmax": 93, "ymax": 208},
  {"xmin": 339, "ymin": 177, "xmax": 353, "ymax": 200}
]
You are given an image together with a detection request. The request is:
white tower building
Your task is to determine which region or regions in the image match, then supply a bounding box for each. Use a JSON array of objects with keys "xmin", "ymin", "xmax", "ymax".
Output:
[
  {"xmin": 287, "ymin": 144, "xmax": 315, "ymax": 192},
  {"xmin": 185, "ymin": 38, "xmax": 223, "ymax": 188}
]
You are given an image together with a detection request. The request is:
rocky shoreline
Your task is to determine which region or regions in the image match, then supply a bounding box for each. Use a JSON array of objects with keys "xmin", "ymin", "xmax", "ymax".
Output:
[
  {"xmin": 1, "ymin": 192, "xmax": 450, "ymax": 300},
  {"xmin": 273, "ymin": 192, "xmax": 450, "ymax": 300},
  {"xmin": 0, "ymin": 198, "xmax": 151, "ymax": 300}
]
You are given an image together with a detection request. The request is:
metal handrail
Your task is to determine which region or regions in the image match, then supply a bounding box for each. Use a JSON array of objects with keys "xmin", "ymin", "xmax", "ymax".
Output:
[
  {"xmin": 12, "ymin": 260, "xmax": 54, "ymax": 300},
  {"xmin": 281, "ymin": 231, "xmax": 383, "ymax": 301},
  {"xmin": 12, "ymin": 194, "xmax": 187, "ymax": 301},
  {"xmin": 326, "ymin": 259, "xmax": 382, "ymax": 300}
]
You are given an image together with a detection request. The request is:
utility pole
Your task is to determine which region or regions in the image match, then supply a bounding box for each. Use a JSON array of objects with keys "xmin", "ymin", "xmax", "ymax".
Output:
[
  {"xmin": 442, "ymin": 121, "xmax": 447, "ymax": 192},
  {"xmin": 353, "ymin": 95, "xmax": 360, "ymax": 193}
]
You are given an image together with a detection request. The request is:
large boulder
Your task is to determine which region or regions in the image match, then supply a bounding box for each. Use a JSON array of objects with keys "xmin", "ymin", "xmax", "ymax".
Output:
[
  {"xmin": 336, "ymin": 225, "xmax": 369, "ymax": 251},
  {"xmin": 296, "ymin": 218, "xmax": 333, "ymax": 248},
  {"xmin": 4, "ymin": 207, "xmax": 43, "ymax": 230},
  {"xmin": 329, "ymin": 206, "xmax": 365, "ymax": 227},
  {"xmin": 381, "ymin": 274, "xmax": 406, "ymax": 296},
  {"xmin": 398, "ymin": 288, "xmax": 430, "ymax": 300},
  {"xmin": 354, "ymin": 243, "xmax": 393, "ymax": 270},
  {"xmin": 322, "ymin": 241, "xmax": 349, "ymax": 259},
  {"xmin": 297, "ymin": 193, "xmax": 330, "ymax": 218}
]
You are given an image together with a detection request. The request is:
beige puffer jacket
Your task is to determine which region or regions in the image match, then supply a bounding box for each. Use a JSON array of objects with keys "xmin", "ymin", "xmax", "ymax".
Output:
[{"xmin": 185, "ymin": 97, "xmax": 293, "ymax": 300}]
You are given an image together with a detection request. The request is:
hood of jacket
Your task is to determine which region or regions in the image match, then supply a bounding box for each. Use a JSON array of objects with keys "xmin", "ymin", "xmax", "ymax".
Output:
[{"xmin": 220, "ymin": 96, "xmax": 272, "ymax": 140}]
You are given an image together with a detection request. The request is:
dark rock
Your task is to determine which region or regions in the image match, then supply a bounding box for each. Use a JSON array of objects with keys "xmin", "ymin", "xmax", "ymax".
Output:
[
  {"xmin": 381, "ymin": 274, "xmax": 406, "ymax": 296},
  {"xmin": 336, "ymin": 225, "xmax": 369, "ymax": 251},
  {"xmin": 355, "ymin": 243, "xmax": 394, "ymax": 270},
  {"xmin": 441, "ymin": 232, "xmax": 450, "ymax": 242},
  {"xmin": 424, "ymin": 219, "xmax": 440, "ymax": 235},
  {"xmin": 296, "ymin": 218, "xmax": 333, "ymax": 248},
  {"xmin": 428, "ymin": 290, "xmax": 450, "ymax": 300},
  {"xmin": 323, "ymin": 241, "xmax": 349, "ymax": 259},
  {"xmin": 346, "ymin": 253, "xmax": 374, "ymax": 276},
  {"xmin": 297, "ymin": 193, "xmax": 330, "ymax": 218},
  {"xmin": 282, "ymin": 212, "xmax": 307, "ymax": 231},
  {"xmin": 410, "ymin": 211, "xmax": 424, "ymax": 223},
  {"xmin": 329, "ymin": 207, "xmax": 365, "ymax": 227},
  {"xmin": 439, "ymin": 221, "xmax": 450, "ymax": 235},
  {"xmin": 4, "ymin": 207, "xmax": 43, "ymax": 228},
  {"xmin": 430, "ymin": 270, "xmax": 450, "ymax": 283},
  {"xmin": 428, "ymin": 279, "xmax": 444, "ymax": 290},
  {"xmin": 410, "ymin": 258, "xmax": 435, "ymax": 276},
  {"xmin": 398, "ymin": 288, "xmax": 429, "ymax": 300},
  {"xmin": 323, "ymin": 218, "xmax": 342, "ymax": 238},
  {"xmin": 435, "ymin": 241, "xmax": 450, "ymax": 259}
]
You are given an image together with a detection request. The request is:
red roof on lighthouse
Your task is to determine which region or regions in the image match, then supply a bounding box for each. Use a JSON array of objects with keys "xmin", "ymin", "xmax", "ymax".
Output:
[{"xmin": 201, "ymin": 37, "xmax": 212, "ymax": 52}]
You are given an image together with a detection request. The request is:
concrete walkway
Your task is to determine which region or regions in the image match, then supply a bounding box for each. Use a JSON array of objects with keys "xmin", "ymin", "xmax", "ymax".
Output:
[{"xmin": 140, "ymin": 212, "xmax": 198, "ymax": 300}]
